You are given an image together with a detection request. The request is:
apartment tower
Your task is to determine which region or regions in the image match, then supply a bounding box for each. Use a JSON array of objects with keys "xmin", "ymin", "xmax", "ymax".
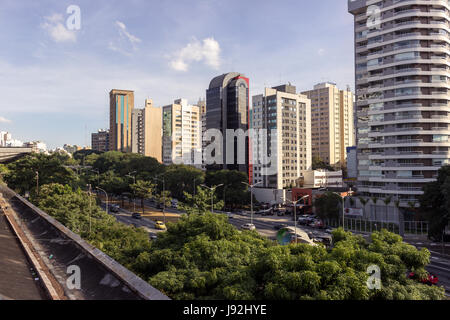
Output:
[
  {"xmin": 109, "ymin": 89, "xmax": 134, "ymax": 152},
  {"xmin": 91, "ymin": 129, "xmax": 110, "ymax": 152},
  {"xmin": 348, "ymin": 0, "xmax": 450, "ymax": 219},
  {"xmin": 162, "ymin": 99, "xmax": 202, "ymax": 167},
  {"xmin": 252, "ymin": 84, "xmax": 312, "ymax": 189},
  {"xmin": 302, "ymin": 82, "xmax": 355, "ymax": 168},
  {"xmin": 131, "ymin": 99, "xmax": 162, "ymax": 162}
]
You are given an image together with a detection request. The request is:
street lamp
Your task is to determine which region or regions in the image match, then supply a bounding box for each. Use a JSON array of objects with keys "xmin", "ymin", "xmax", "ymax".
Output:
[
  {"xmin": 286, "ymin": 195, "xmax": 309, "ymax": 244},
  {"xmin": 332, "ymin": 188, "xmax": 354, "ymax": 230},
  {"xmin": 126, "ymin": 171, "xmax": 137, "ymax": 213},
  {"xmin": 96, "ymin": 187, "xmax": 108, "ymax": 215},
  {"xmin": 35, "ymin": 171, "xmax": 39, "ymax": 197},
  {"xmin": 200, "ymin": 184, "xmax": 223, "ymax": 214},
  {"xmin": 154, "ymin": 173, "xmax": 166, "ymax": 224},
  {"xmin": 87, "ymin": 184, "xmax": 92, "ymax": 234},
  {"xmin": 241, "ymin": 181, "xmax": 262, "ymax": 225}
]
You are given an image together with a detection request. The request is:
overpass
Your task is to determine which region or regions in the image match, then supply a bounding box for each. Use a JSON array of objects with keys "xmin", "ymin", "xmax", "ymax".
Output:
[
  {"xmin": 0, "ymin": 147, "xmax": 33, "ymax": 163},
  {"xmin": 0, "ymin": 184, "xmax": 169, "ymax": 300}
]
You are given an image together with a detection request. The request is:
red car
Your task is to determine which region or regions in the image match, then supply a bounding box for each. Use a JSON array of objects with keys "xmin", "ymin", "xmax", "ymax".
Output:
[{"xmin": 408, "ymin": 272, "xmax": 439, "ymax": 286}]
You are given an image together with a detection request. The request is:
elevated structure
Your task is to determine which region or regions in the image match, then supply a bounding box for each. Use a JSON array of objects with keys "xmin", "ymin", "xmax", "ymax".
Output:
[
  {"xmin": 0, "ymin": 185, "xmax": 169, "ymax": 300},
  {"xmin": 0, "ymin": 147, "xmax": 33, "ymax": 163}
]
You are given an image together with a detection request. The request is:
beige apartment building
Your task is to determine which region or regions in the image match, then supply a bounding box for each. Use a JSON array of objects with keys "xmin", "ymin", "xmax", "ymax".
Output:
[
  {"xmin": 109, "ymin": 89, "xmax": 134, "ymax": 152},
  {"xmin": 302, "ymin": 82, "xmax": 355, "ymax": 169},
  {"xmin": 252, "ymin": 84, "xmax": 312, "ymax": 189},
  {"xmin": 162, "ymin": 99, "xmax": 202, "ymax": 167},
  {"xmin": 131, "ymin": 99, "xmax": 162, "ymax": 162}
]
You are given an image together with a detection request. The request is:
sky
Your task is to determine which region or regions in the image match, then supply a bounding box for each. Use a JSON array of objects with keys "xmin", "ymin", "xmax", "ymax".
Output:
[{"xmin": 0, "ymin": 0, "xmax": 355, "ymax": 149}]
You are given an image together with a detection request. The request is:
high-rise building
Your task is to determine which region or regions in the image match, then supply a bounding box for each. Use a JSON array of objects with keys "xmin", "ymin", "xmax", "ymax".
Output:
[
  {"xmin": 109, "ymin": 89, "xmax": 134, "ymax": 152},
  {"xmin": 131, "ymin": 99, "xmax": 162, "ymax": 162},
  {"xmin": 162, "ymin": 99, "xmax": 202, "ymax": 167},
  {"xmin": 348, "ymin": 0, "xmax": 450, "ymax": 219},
  {"xmin": 205, "ymin": 72, "xmax": 250, "ymax": 174},
  {"xmin": 302, "ymin": 82, "xmax": 355, "ymax": 168},
  {"xmin": 91, "ymin": 129, "xmax": 110, "ymax": 152},
  {"xmin": 252, "ymin": 84, "xmax": 312, "ymax": 189}
]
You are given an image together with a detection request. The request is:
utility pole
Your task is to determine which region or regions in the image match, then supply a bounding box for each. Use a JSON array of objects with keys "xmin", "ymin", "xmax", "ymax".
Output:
[
  {"xmin": 87, "ymin": 184, "xmax": 92, "ymax": 234},
  {"xmin": 35, "ymin": 171, "xmax": 39, "ymax": 197}
]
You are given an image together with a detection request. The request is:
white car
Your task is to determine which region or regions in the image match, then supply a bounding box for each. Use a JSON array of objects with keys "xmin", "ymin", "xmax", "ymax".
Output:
[{"xmin": 241, "ymin": 223, "xmax": 256, "ymax": 231}]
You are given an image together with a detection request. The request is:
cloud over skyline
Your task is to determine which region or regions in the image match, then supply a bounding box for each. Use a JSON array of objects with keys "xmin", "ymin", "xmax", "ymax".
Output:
[{"xmin": 170, "ymin": 37, "xmax": 221, "ymax": 72}]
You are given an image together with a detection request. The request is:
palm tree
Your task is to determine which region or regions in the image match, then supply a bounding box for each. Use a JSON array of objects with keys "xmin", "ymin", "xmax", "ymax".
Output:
[
  {"xmin": 359, "ymin": 197, "xmax": 368, "ymax": 219},
  {"xmin": 371, "ymin": 196, "xmax": 379, "ymax": 221},
  {"xmin": 383, "ymin": 196, "xmax": 392, "ymax": 223}
]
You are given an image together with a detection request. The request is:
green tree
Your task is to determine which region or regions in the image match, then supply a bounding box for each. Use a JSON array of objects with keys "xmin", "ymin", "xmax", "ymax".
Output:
[
  {"xmin": 419, "ymin": 166, "xmax": 450, "ymax": 240},
  {"xmin": 312, "ymin": 156, "xmax": 334, "ymax": 171},
  {"xmin": 182, "ymin": 186, "xmax": 224, "ymax": 215},
  {"xmin": 131, "ymin": 180, "xmax": 156, "ymax": 214},
  {"xmin": 314, "ymin": 192, "xmax": 341, "ymax": 221}
]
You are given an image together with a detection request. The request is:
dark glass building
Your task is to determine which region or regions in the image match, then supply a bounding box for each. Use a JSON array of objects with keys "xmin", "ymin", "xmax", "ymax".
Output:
[{"xmin": 205, "ymin": 72, "xmax": 250, "ymax": 176}]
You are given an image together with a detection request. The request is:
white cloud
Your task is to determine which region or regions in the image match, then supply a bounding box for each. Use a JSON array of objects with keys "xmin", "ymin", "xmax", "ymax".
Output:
[
  {"xmin": 318, "ymin": 48, "xmax": 326, "ymax": 56},
  {"xmin": 170, "ymin": 37, "xmax": 221, "ymax": 72},
  {"xmin": 0, "ymin": 117, "xmax": 11, "ymax": 123},
  {"xmin": 115, "ymin": 21, "xmax": 141, "ymax": 44},
  {"xmin": 108, "ymin": 21, "xmax": 141, "ymax": 55},
  {"xmin": 41, "ymin": 14, "xmax": 77, "ymax": 43}
]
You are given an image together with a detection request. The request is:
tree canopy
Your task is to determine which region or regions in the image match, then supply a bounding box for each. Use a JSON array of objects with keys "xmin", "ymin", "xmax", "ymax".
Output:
[{"xmin": 419, "ymin": 165, "xmax": 450, "ymax": 240}]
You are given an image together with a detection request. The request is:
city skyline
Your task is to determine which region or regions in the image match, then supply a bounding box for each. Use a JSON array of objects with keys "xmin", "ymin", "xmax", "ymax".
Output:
[{"xmin": 0, "ymin": 0, "xmax": 354, "ymax": 149}]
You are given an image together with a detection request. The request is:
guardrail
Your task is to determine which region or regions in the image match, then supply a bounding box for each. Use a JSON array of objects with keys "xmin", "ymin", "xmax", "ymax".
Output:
[{"xmin": 0, "ymin": 185, "xmax": 169, "ymax": 300}]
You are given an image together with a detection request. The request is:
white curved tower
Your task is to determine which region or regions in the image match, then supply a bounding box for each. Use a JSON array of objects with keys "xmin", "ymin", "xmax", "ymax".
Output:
[{"xmin": 348, "ymin": 0, "xmax": 450, "ymax": 221}]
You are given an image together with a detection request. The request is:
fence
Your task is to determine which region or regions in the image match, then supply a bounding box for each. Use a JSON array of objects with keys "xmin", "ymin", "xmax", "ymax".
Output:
[{"xmin": 325, "ymin": 217, "xmax": 428, "ymax": 235}]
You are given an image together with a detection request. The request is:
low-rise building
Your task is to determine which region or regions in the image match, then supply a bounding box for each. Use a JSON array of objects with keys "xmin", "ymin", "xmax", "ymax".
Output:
[{"xmin": 302, "ymin": 169, "xmax": 343, "ymax": 189}]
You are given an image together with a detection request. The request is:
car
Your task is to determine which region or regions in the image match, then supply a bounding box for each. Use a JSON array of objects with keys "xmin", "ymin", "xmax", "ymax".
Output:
[
  {"xmin": 241, "ymin": 223, "xmax": 256, "ymax": 231},
  {"xmin": 149, "ymin": 233, "xmax": 158, "ymax": 241},
  {"xmin": 132, "ymin": 212, "xmax": 142, "ymax": 219},
  {"xmin": 155, "ymin": 221, "xmax": 167, "ymax": 230},
  {"xmin": 274, "ymin": 223, "xmax": 289, "ymax": 230},
  {"xmin": 171, "ymin": 199, "xmax": 178, "ymax": 209},
  {"xmin": 226, "ymin": 212, "xmax": 234, "ymax": 219},
  {"xmin": 309, "ymin": 219, "xmax": 325, "ymax": 229},
  {"xmin": 297, "ymin": 215, "xmax": 312, "ymax": 225},
  {"xmin": 408, "ymin": 272, "xmax": 439, "ymax": 286},
  {"xmin": 109, "ymin": 204, "xmax": 120, "ymax": 213}
]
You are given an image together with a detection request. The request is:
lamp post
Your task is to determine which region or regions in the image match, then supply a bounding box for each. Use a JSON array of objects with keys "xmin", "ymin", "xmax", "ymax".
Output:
[
  {"xmin": 87, "ymin": 184, "xmax": 92, "ymax": 234},
  {"xmin": 96, "ymin": 187, "xmax": 108, "ymax": 215},
  {"xmin": 200, "ymin": 184, "xmax": 223, "ymax": 214},
  {"xmin": 286, "ymin": 195, "xmax": 309, "ymax": 244},
  {"xmin": 154, "ymin": 173, "xmax": 166, "ymax": 224},
  {"xmin": 126, "ymin": 171, "xmax": 137, "ymax": 213},
  {"xmin": 333, "ymin": 188, "xmax": 354, "ymax": 230},
  {"xmin": 35, "ymin": 171, "xmax": 39, "ymax": 197},
  {"xmin": 241, "ymin": 181, "xmax": 262, "ymax": 225}
]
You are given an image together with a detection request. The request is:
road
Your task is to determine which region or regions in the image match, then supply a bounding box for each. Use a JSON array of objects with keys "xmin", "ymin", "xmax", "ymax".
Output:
[{"xmin": 100, "ymin": 199, "xmax": 450, "ymax": 297}]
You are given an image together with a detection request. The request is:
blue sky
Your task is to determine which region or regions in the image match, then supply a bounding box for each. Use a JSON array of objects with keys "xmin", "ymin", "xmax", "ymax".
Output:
[{"xmin": 0, "ymin": 0, "xmax": 354, "ymax": 149}]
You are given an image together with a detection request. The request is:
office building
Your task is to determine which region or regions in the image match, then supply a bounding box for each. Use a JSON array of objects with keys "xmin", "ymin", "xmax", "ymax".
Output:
[
  {"xmin": 109, "ymin": 89, "xmax": 134, "ymax": 152},
  {"xmin": 162, "ymin": 99, "xmax": 202, "ymax": 167},
  {"xmin": 302, "ymin": 82, "xmax": 355, "ymax": 168},
  {"xmin": 349, "ymin": 0, "xmax": 450, "ymax": 214},
  {"xmin": 131, "ymin": 99, "xmax": 162, "ymax": 162},
  {"xmin": 252, "ymin": 84, "xmax": 312, "ymax": 189},
  {"xmin": 91, "ymin": 129, "xmax": 110, "ymax": 152},
  {"xmin": 205, "ymin": 72, "xmax": 250, "ymax": 174}
]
